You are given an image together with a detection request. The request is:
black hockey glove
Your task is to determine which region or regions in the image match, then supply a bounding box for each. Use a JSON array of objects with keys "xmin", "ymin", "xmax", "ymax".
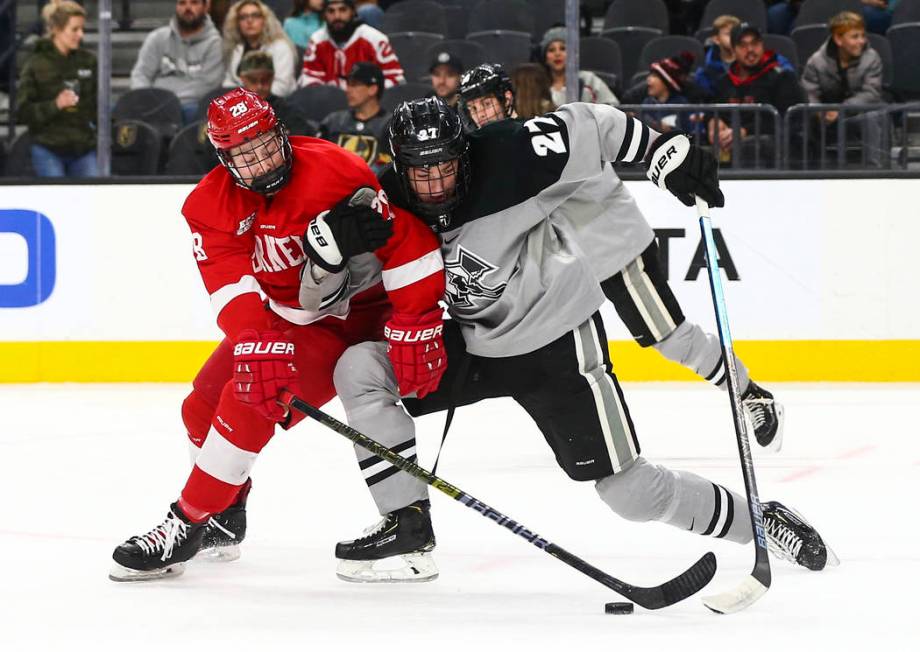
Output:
[
  {"xmin": 645, "ymin": 132, "xmax": 725, "ymax": 208},
  {"xmin": 303, "ymin": 186, "xmax": 394, "ymax": 273}
]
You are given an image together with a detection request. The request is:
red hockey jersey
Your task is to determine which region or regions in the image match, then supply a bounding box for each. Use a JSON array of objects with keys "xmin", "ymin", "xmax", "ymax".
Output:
[
  {"xmin": 182, "ymin": 137, "xmax": 442, "ymax": 342},
  {"xmin": 299, "ymin": 24, "xmax": 404, "ymax": 89}
]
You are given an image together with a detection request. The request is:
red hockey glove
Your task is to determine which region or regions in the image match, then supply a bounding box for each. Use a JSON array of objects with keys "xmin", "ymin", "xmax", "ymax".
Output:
[
  {"xmin": 232, "ymin": 329, "xmax": 300, "ymax": 422},
  {"xmin": 385, "ymin": 309, "xmax": 447, "ymax": 399}
]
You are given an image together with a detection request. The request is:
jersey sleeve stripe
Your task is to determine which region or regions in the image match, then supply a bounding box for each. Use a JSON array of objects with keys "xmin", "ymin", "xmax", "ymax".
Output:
[
  {"xmin": 210, "ymin": 275, "xmax": 262, "ymax": 317},
  {"xmin": 622, "ymin": 118, "xmax": 647, "ymax": 163},
  {"xmin": 615, "ymin": 115, "xmax": 635, "ymax": 161},
  {"xmin": 381, "ymin": 250, "xmax": 444, "ymax": 292}
]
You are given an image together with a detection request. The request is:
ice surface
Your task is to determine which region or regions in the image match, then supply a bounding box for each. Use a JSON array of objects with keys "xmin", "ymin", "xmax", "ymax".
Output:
[{"xmin": 1, "ymin": 383, "xmax": 917, "ymax": 650}]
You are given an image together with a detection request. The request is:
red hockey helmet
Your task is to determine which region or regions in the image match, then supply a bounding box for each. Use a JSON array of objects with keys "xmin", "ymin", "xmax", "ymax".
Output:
[{"xmin": 207, "ymin": 88, "xmax": 293, "ymax": 194}]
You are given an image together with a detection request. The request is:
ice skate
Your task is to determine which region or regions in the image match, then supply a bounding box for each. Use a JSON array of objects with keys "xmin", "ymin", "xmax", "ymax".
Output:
[
  {"xmin": 196, "ymin": 479, "xmax": 251, "ymax": 562},
  {"xmin": 110, "ymin": 502, "xmax": 207, "ymax": 582},
  {"xmin": 742, "ymin": 381, "xmax": 785, "ymax": 451},
  {"xmin": 335, "ymin": 499, "xmax": 438, "ymax": 583},
  {"xmin": 763, "ymin": 501, "xmax": 839, "ymax": 571}
]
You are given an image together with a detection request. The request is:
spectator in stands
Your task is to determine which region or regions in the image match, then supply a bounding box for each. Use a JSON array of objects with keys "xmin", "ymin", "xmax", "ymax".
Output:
[
  {"xmin": 802, "ymin": 11, "xmax": 883, "ymax": 120},
  {"xmin": 17, "ymin": 0, "xmax": 98, "ymax": 177},
  {"xmin": 318, "ymin": 62, "xmax": 391, "ymax": 173},
  {"xmin": 355, "ymin": 0, "xmax": 385, "ymax": 30},
  {"xmin": 709, "ymin": 22, "xmax": 804, "ymax": 163},
  {"xmin": 299, "ymin": 0, "xmax": 404, "ymax": 89},
  {"xmin": 131, "ymin": 0, "xmax": 224, "ymax": 124},
  {"xmin": 284, "ymin": 0, "xmax": 325, "ymax": 48},
  {"xmin": 540, "ymin": 27, "xmax": 618, "ymax": 107},
  {"xmin": 622, "ymin": 53, "xmax": 697, "ymax": 133},
  {"xmin": 428, "ymin": 50, "xmax": 463, "ymax": 106},
  {"xmin": 697, "ymin": 14, "xmax": 795, "ymax": 101},
  {"xmin": 768, "ymin": 0, "xmax": 900, "ymax": 36},
  {"xmin": 237, "ymin": 51, "xmax": 316, "ymax": 135},
  {"xmin": 510, "ymin": 63, "xmax": 555, "ymax": 120},
  {"xmin": 222, "ymin": 0, "xmax": 297, "ymax": 97}
]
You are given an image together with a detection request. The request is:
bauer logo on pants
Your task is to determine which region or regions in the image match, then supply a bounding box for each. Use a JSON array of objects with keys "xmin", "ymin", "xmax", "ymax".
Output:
[{"xmin": 0, "ymin": 209, "xmax": 56, "ymax": 308}]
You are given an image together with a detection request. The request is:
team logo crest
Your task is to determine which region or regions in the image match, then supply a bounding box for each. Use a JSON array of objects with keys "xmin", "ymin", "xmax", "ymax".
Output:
[
  {"xmin": 445, "ymin": 246, "xmax": 507, "ymax": 309},
  {"xmin": 337, "ymin": 134, "xmax": 379, "ymax": 164},
  {"xmin": 236, "ymin": 211, "xmax": 256, "ymax": 235}
]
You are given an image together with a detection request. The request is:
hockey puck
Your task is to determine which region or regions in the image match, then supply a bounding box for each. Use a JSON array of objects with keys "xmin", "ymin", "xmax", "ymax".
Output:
[{"xmin": 604, "ymin": 602, "xmax": 634, "ymax": 615}]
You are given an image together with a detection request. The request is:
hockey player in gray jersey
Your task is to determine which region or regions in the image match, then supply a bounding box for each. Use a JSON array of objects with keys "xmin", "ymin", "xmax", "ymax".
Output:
[
  {"xmin": 458, "ymin": 63, "xmax": 783, "ymax": 451},
  {"xmin": 323, "ymin": 97, "xmax": 836, "ymax": 583}
]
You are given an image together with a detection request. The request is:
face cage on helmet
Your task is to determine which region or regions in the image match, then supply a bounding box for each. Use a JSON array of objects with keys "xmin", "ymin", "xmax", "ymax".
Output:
[
  {"xmin": 216, "ymin": 123, "xmax": 293, "ymax": 195},
  {"xmin": 395, "ymin": 151, "xmax": 470, "ymax": 231},
  {"xmin": 459, "ymin": 82, "xmax": 514, "ymax": 129}
]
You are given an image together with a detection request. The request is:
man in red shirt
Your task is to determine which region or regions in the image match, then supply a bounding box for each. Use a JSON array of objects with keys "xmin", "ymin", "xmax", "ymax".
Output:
[
  {"xmin": 109, "ymin": 88, "xmax": 444, "ymax": 582},
  {"xmin": 299, "ymin": 0, "xmax": 404, "ymax": 89}
]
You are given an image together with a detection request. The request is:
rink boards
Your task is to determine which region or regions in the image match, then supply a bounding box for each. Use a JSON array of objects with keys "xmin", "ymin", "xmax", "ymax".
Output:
[{"xmin": 0, "ymin": 179, "xmax": 918, "ymax": 382}]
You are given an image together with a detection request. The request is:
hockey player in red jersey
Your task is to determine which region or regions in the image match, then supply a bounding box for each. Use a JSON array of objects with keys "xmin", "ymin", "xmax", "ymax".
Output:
[{"xmin": 109, "ymin": 88, "xmax": 446, "ymax": 581}]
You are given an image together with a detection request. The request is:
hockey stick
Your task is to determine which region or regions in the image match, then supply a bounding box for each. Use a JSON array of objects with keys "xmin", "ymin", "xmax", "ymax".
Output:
[
  {"xmin": 696, "ymin": 197, "xmax": 771, "ymax": 614},
  {"xmin": 281, "ymin": 391, "xmax": 716, "ymax": 610}
]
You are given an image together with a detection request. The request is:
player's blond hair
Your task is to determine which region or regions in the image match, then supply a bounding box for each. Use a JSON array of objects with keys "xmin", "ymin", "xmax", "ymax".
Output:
[
  {"xmin": 222, "ymin": 0, "xmax": 295, "ymax": 61},
  {"xmin": 42, "ymin": 0, "xmax": 86, "ymax": 36}
]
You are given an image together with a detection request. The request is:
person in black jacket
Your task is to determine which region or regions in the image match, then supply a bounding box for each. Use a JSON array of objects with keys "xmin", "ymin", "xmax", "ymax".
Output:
[{"xmin": 708, "ymin": 23, "xmax": 804, "ymax": 166}]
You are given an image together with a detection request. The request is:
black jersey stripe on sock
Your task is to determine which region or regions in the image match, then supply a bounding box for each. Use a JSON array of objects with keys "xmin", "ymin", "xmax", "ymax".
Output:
[
  {"xmin": 616, "ymin": 117, "xmax": 636, "ymax": 161},
  {"xmin": 716, "ymin": 487, "xmax": 735, "ymax": 538},
  {"xmin": 358, "ymin": 439, "xmax": 416, "ymax": 470},
  {"xmin": 702, "ymin": 483, "xmax": 722, "ymax": 536},
  {"xmin": 365, "ymin": 455, "xmax": 418, "ymax": 487},
  {"xmin": 705, "ymin": 355, "xmax": 724, "ymax": 381}
]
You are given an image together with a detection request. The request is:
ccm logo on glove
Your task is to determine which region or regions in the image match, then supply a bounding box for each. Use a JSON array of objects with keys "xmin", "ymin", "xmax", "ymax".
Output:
[
  {"xmin": 384, "ymin": 323, "xmax": 444, "ymax": 343},
  {"xmin": 233, "ymin": 341, "xmax": 295, "ymax": 356}
]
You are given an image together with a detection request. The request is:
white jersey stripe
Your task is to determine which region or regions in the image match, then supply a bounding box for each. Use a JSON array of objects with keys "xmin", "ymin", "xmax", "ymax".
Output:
[
  {"xmin": 623, "ymin": 118, "xmax": 645, "ymax": 162},
  {"xmin": 573, "ymin": 321, "xmax": 622, "ymax": 473},
  {"xmin": 382, "ymin": 250, "xmax": 444, "ymax": 292},
  {"xmin": 622, "ymin": 259, "xmax": 663, "ymax": 341},
  {"xmin": 195, "ymin": 426, "xmax": 258, "ymax": 486},
  {"xmin": 588, "ymin": 316, "xmax": 638, "ymax": 461},
  {"xmin": 636, "ymin": 255, "xmax": 678, "ymax": 333},
  {"xmin": 361, "ymin": 446, "xmax": 416, "ymax": 479},
  {"xmin": 713, "ymin": 485, "xmax": 730, "ymax": 537},
  {"xmin": 210, "ymin": 275, "xmax": 262, "ymax": 317}
]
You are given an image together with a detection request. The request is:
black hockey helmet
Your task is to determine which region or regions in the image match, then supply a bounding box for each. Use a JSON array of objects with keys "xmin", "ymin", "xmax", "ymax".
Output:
[
  {"xmin": 458, "ymin": 63, "xmax": 515, "ymax": 127},
  {"xmin": 388, "ymin": 97, "xmax": 470, "ymax": 230}
]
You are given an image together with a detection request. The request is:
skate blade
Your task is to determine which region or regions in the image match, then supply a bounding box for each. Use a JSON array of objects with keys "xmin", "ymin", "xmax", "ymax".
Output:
[
  {"xmin": 195, "ymin": 544, "xmax": 241, "ymax": 562},
  {"xmin": 336, "ymin": 552, "xmax": 439, "ymax": 584},
  {"xmin": 788, "ymin": 506, "xmax": 840, "ymax": 570},
  {"xmin": 108, "ymin": 562, "xmax": 186, "ymax": 582}
]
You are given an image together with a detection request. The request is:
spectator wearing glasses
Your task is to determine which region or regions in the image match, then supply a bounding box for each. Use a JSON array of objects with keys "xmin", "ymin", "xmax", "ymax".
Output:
[
  {"xmin": 131, "ymin": 0, "xmax": 224, "ymax": 123},
  {"xmin": 284, "ymin": 0, "xmax": 325, "ymax": 48},
  {"xmin": 300, "ymin": 0, "xmax": 404, "ymax": 89},
  {"xmin": 223, "ymin": 0, "xmax": 298, "ymax": 97},
  {"xmin": 17, "ymin": 0, "xmax": 98, "ymax": 177}
]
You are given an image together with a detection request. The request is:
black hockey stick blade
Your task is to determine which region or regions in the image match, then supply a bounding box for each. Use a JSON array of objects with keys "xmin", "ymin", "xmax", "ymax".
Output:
[{"xmin": 282, "ymin": 391, "xmax": 717, "ymax": 610}]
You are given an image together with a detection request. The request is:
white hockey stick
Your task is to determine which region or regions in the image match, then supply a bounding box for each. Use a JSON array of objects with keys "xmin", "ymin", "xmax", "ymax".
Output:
[{"xmin": 696, "ymin": 196, "xmax": 771, "ymax": 614}]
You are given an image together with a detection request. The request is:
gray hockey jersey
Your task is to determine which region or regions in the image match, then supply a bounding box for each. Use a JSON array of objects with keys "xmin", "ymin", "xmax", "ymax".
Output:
[{"xmin": 381, "ymin": 102, "xmax": 660, "ymax": 358}]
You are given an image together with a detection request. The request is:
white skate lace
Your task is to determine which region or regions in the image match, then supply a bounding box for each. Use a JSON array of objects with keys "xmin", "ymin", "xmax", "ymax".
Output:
[
  {"xmin": 764, "ymin": 518, "xmax": 802, "ymax": 563},
  {"xmin": 207, "ymin": 517, "xmax": 237, "ymax": 540},
  {"xmin": 742, "ymin": 397, "xmax": 771, "ymax": 430},
  {"xmin": 132, "ymin": 514, "xmax": 189, "ymax": 562}
]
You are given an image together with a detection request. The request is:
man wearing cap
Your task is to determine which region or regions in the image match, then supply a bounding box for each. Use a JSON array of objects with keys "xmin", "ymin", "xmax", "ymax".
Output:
[
  {"xmin": 238, "ymin": 50, "xmax": 317, "ymax": 135},
  {"xmin": 318, "ymin": 61, "xmax": 391, "ymax": 173},
  {"xmin": 428, "ymin": 50, "xmax": 463, "ymax": 106},
  {"xmin": 299, "ymin": 0, "xmax": 404, "ymax": 89},
  {"xmin": 708, "ymin": 22, "xmax": 804, "ymax": 158}
]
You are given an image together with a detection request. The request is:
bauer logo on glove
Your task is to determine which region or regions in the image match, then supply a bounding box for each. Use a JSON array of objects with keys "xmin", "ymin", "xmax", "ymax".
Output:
[{"xmin": 384, "ymin": 323, "xmax": 444, "ymax": 343}]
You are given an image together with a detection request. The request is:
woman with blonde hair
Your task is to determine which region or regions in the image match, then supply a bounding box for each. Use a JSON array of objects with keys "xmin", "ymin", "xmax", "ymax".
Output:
[
  {"xmin": 17, "ymin": 0, "xmax": 98, "ymax": 177},
  {"xmin": 510, "ymin": 63, "xmax": 555, "ymax": 120},
  {"xmin": 223, "ymin": 0, "xmax": 297, "ymax": 97}
]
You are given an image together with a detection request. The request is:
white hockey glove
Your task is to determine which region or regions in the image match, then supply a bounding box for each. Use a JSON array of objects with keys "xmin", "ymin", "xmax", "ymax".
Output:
[
  {"xmin": 645, "ymin": 132, "xmax": 725, "ymax": 208},
  {"xmin": 302, "ymin": 186, "xmax": 393, "ymax": 273}
]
